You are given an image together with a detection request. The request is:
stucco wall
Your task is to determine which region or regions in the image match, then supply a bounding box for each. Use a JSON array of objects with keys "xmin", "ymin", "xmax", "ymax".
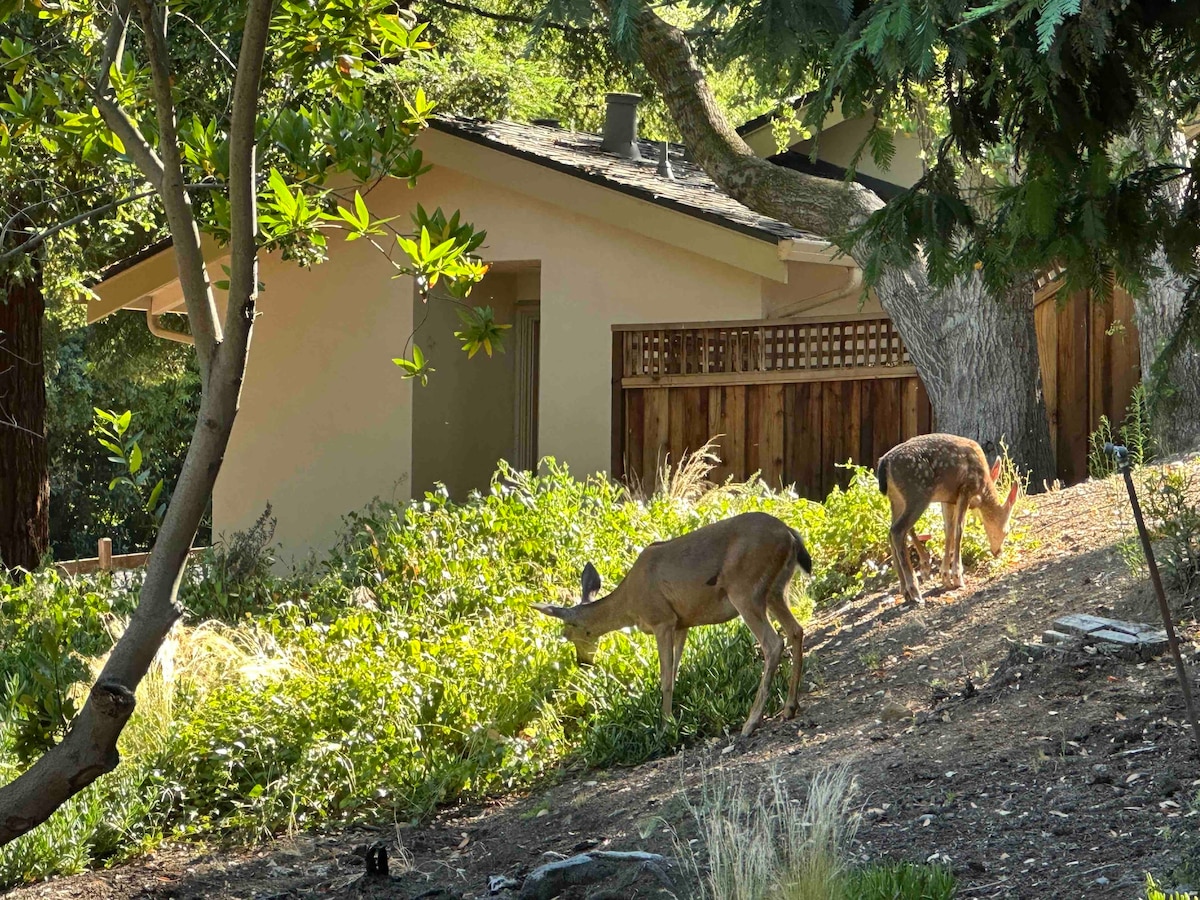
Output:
[
  {"xmin": 212, "ymin": 232, "xmax": 414, "ymax": 563},
  {"xmin": 790, "ymin": 116, "xmax": 926, "ymax": 188},
  {"xmin": 212, "ymin": 158, "xmax": 783, "ymax": 559}
]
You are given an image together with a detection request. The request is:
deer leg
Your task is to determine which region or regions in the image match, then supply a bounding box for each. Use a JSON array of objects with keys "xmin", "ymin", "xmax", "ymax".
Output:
[
  {"xmin": 939, "ymin": 502, "xmax": 957, "ymax": 588},
  {"xmin": 889, "ymin": 502, "xmax": 925, "ymax": 605},
  {"xmin": 654, "ymin": 626, "xmax": 678, "ymax": 724},
  {"xmin": 908, "ymin": 529, "xmax": 933, "ymax": 581},
  {"xmin": 730, "ymin": 594, "xmax": 784, "ymax": 738},
  {"xmin": 672, "ymin": 628, "xmax": 689, "ymax": 684},
  {"xmin": 767, "ymin": 592, "xmax": 805, "ymax": 720},
  {"xmin": 949, "ymin": 495, "xmax": 971, "ymax": 588}
]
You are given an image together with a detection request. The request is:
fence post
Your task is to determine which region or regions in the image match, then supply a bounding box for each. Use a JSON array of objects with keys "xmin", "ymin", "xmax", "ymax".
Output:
[{"xmin": 97, "ymin": 537, "xmax": 112, "ymax": 573}]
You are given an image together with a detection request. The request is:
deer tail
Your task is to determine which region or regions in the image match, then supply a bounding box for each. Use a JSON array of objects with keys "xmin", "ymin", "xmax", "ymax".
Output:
[
  {"xmin": 876, "ymin": 458, "xmax": 889, "ymax": 495},
  {"xmin": 793, "ymin": 530, "xmax": 813, "ymax": 575}
]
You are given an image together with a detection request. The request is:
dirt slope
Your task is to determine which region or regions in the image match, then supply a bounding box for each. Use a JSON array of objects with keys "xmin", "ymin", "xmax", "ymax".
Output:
[{"xmin": 10, "ymin": 464, "xmax": 1200, "ymax": 900}]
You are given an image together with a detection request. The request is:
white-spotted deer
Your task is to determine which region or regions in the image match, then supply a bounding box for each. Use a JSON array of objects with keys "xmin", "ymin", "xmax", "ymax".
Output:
[
  {"xmin": 876, "ymin": 433, "xmax": 1019, "ymax": 606},
  {"xmin": 532, "ymin": 512, "xmax": 812, "ymax": 738}
]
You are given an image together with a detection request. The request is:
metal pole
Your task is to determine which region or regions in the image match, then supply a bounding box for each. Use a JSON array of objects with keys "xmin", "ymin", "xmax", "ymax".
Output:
[{"xmin": 1106, "ymin": 442, "xmax": 1200, "ymax": 753}]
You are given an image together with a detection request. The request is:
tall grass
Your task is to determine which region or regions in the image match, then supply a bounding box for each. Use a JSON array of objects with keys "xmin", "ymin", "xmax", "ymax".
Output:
[
  {"xmin": 0, "ymin": 450, "xmax": 1012, "ymax": 887},
  {"xmin": 676, "ymin": 765, "xmax": 955, "ymax": 900},
  {"xmin": 679, "ymin": 765, "xmax": 860, "ymax": 900}
]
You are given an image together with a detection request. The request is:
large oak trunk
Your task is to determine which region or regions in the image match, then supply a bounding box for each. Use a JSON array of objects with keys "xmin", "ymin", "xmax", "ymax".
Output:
[
  {"xmin": 1136, "ymin": 249, "xmax": 1200, "ymax": 456},
  {"xmin": 0, "ymin": 260, "xmax": 49, "ymax": 571},
  {"xmin": 873, "ymin": 268, "xmax": 1056, "ymax": 483}
]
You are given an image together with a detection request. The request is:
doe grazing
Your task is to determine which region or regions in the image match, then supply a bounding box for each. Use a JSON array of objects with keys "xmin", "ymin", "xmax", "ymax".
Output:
[
  {"xmin": 876, "ymin": 433, "xmax": 1019, "ymax": 606},
  {"xmin": 532, "ymin": 512, "xmax": 812, "ymax": 738}
]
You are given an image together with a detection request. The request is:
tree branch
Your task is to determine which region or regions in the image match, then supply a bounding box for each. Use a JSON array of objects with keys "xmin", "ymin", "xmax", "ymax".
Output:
[
  {"xmin": 132, "ymin": 0, "xmax": 222, "ymax": 378},
  {"xmin": 95, "ymin": 0, "xmax": 132, "ymax": 96},
  {"xmin": 223, "ymin": 0, "xmax": 273, "ymax": 349},
  {"xmin": 594, "ymin": 0, "xmax": 878, "ymax": 238},
  {"xmin": 0, "ymin": 184, "xmax": 220, "ymax": 266},
  {"xmin": 90, "ymin": 0, "xmax": 168, "ymax": 191},
  {"xmin": 439, "ymin": 0, "xmax": 718, "ymax": 39}
]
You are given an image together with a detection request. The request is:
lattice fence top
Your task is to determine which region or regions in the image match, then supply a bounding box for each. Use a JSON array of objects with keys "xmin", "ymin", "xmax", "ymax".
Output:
[{"xmin": 616, "ymin": 316, "xmax": 912, "ymax": 378}]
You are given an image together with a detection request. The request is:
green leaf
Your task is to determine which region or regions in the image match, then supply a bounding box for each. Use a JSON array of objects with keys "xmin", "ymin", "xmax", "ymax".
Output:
[
  {"xmin": 129, "ymin": 442, "xmax": 143, "ymax": 475},
  {"xmin": 147, "ymin": 479, "xmax": 164, "ymax": 511}
]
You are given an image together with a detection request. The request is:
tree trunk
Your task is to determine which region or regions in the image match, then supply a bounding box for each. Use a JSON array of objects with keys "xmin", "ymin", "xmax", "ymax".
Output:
[
  {"xmin": 609, "ymin": 0, "xmax": 1057, "ymax": 485},
  {"xmin": 1132, "ymin": 130, "xmax": 1200, "ymax": 456},
  {"xmin": 1136, "ymin": 248, "xmax": 1200, "ymax": 456},
  {"xmin": 0, "ymin": 259, "xmax": 49, "ymax": 571},
  {"xmin": 0, "ymin": 0, "xmax": 272, "ymax": 846}
]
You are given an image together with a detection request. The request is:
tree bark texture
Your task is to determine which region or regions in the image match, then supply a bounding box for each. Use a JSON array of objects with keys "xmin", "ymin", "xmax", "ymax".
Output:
[
  {"xmin": 1133, "ymin": 131, "xmax": 1200, "ymax": 456},
  {"xmin": 0, "ymin": 260, "xmax": 49, "ymax": 571},
  {"xmin": 1136, "ymin": 248, "xmax": 1200, "ymax": 456},
  {"xmin": 611, "ymin": 0, "xmax": 1056, "ymax": 485}
]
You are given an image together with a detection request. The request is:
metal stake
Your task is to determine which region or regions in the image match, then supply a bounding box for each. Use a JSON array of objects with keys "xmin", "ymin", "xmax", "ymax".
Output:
[{"xmin": 1107, "ymin": 442, "xmax": 1200, "ymax": 753}]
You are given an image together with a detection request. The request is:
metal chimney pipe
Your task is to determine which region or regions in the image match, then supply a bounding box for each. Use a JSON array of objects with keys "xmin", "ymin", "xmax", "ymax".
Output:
[{"xmin": 601, "ymin": 92, "xmax": 642, "ymax": 160}]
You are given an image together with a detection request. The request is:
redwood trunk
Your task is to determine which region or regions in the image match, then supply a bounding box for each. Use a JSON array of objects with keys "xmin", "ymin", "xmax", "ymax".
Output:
[{"xmin": 0, "ymin": 260, "xmax": 48, "ymax": 571}]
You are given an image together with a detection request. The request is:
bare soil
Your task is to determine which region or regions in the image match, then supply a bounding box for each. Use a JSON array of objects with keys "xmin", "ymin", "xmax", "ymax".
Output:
[{"xmin": 10, "ymin": 466, "xmax": 1200, "ymax": 900}]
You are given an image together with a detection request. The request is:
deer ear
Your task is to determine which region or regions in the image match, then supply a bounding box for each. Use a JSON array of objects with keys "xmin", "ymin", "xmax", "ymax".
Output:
[
  {"xmin": 1005, "ymin": 481, "xmax": 1019, "ymax": 507},
  {"xmin": 532, "ymin": 603, "xmax": 567, "ymax": 620},
  {"xmin": 989, "ymin": 457, "xmax": 1002, "ymax": 482},
  {"xmin": 581, "ymin": 563, "xmax": 601, "ymax": 603}
]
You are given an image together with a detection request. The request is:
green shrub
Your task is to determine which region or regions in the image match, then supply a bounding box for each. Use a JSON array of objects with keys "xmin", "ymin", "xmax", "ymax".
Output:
[
  {"xmin": 0, "ymin": 572, "xmax": 130, "ymax": 764},
  {"xmin": 0, "ymin": 455, "xmax": 1023, "ymax": 887},
  {"xmin": 1146, "ymin": 874, "xmax": 1199, "ymax": 900},
  {"xmin": 1119, "ymin": 466, "xmax": 1200, "ymax": 601},
  {"xmin": 1089, "ymin": 383, "xmax": 1155, "ymax": 479}
]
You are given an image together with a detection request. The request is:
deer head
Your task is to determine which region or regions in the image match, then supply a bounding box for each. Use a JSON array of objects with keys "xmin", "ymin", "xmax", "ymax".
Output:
[
  {"xmin": 531, "ymin": 562, "xmax": 605, "ymax": 665},
  {"xmin": 982, "ymin": 480, "xmax": 1020, "ymax": 556}
]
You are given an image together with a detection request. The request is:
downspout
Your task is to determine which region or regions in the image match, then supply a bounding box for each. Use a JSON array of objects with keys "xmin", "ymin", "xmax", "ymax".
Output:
[
  {"xmin": 146, "ymin": 308, "xmax": 194, "ymax": 345},
  {"xmin": 774, "ymin": 237, "xmax": 865, "ymax": 316}
]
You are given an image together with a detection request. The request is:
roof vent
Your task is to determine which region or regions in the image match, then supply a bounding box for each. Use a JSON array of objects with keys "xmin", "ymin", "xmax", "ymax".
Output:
[
  {"xmin": 601, "ymin": 92, "xmax": 642, "ymax": 161},
  {"xmin": 656, "ymin": 141, "xmax": 674, "ymax": 180}
]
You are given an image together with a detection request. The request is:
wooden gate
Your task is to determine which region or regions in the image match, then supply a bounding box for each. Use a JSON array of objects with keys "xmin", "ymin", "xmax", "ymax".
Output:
[
  {"xmin": 1034, "ymin": 285, "xmax": 1141, "ymax": 485},
  {"xmin": 611, "ymin": 313, "xmax": 933, "ymax": 499}
]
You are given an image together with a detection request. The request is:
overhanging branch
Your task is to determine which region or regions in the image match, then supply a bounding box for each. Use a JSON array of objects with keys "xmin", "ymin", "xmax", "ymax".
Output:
[{"xmin": 0, "ymin": 184, "xmax": 221, "ymax": 266}]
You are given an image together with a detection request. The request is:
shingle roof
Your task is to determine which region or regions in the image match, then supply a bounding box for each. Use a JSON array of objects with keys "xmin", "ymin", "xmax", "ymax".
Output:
[
  {"xmin": 430, "ymin": 116, "xmax": 822, "ymax": 244},
  {"xmin": 767, "ymin": 149, "xmax": 908, "ymax": 201},
  {"xmin": 734, "ymin": 94, "xmax": 816, "ymax": 137}
]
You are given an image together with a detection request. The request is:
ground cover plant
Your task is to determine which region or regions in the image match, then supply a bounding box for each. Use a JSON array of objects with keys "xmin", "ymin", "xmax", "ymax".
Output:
[{"xmin": 0, "ymin": 451, "xmax": 1016, "ymax": 887}]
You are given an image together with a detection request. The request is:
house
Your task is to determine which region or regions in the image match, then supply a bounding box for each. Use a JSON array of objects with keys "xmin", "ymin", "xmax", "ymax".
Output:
[{"xmin": 89, "ymin": 93, "xmax": 1139, "ymax": 561}]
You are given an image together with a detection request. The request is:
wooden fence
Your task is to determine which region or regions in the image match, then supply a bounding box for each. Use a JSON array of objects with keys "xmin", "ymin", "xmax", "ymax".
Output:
[
  {"xmin": 612, "ymin": 312, "xmax": 933, "ymax": 498},
  {"xmin": 1035, "ymin": 284, "xmax": 1141, "ymax": 484},
  {"xmin": 54, "ymin": 537, "xmax": 207, "ymax": 577}
]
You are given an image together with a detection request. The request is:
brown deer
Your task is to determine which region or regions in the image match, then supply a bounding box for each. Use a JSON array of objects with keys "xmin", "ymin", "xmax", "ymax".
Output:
[
  {"xmin": 532, "ymin": 512, "xmax": 812, "ymax": 738},
  {"xmin": 876, "ymin": 433, "xmax": 1019, "ymax": 606}
]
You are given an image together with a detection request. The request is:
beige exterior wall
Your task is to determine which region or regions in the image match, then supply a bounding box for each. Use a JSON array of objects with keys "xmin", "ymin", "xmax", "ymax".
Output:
[
  {"xmin": 761, "ymin": 260, "xmax": 884, "ymax": 318},
  {"xmin": 192, "ymin": 144, "xmax": 864, "ymax": 560},
  {"xmin": 790, "ymin": 116, "xmax": 925, "ymax": 188},
  {"xmin": 212, "ymin": 229, "xmax": 414, "ymax": 562}
]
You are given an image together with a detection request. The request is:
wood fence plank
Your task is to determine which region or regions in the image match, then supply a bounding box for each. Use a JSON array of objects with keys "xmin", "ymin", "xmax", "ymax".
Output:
[
  {"xmin": 643, "ymin": 388, "xmax": 670, "ymax": 490},
  {"xmin": 625, "ymin": 389, "xmax": 645, "ymax": 488},
  {"xmin": 762, "ymin": 383, "xmax": 785, "ymax": 487}
]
